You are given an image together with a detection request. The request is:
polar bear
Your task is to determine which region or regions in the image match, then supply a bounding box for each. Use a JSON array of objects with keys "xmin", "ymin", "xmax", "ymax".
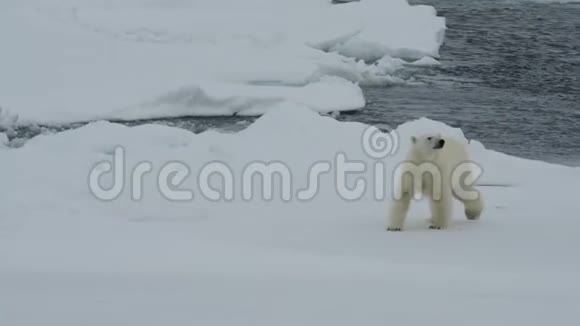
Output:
[{"xmin": 387, "ymin": 133, "xmax": 484, "ymax": 231}]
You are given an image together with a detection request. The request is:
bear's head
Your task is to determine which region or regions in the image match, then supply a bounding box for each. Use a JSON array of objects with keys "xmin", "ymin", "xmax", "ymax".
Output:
[{"xmin": 410, "ymin": 133, "xmax": 446, "ymax": 160}]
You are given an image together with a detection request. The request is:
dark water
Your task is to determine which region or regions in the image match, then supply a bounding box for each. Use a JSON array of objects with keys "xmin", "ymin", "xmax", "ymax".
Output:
[
  {"xmin": 360, "ymin": 0, "xmax": 580, "ymax": 166},
  {"xmin": 349, "ymin": 0, "xmax": 580, "ymax": 165},
  {"xmin": 6, "ymin": 0, "xmax": 580, "ymax": 165}
]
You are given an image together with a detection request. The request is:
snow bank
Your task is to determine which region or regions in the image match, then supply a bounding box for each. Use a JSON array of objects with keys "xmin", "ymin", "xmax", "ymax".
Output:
[
  {"xmin": 1, "ymin": 105, "xmax": 579, "ymax": 325},
  {"xmin": 0, "ymin": 0, "xmax": 445, "ymax": 123},
  {"xmin": 107, "ymin": 77, "xmax": 364, "ymax": 119}
]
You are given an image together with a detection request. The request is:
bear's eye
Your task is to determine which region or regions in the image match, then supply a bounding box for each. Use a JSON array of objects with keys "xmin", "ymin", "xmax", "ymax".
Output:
[{"xmin": 427, "ymin": 137, "xmax": 432, "ymax": 141}]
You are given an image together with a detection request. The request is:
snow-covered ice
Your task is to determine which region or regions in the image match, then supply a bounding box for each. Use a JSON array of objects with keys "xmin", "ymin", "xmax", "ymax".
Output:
[
  {"xmin": 406, "ymin": 56, "xmax": 442, "ymax": 66},
  {"xmin": 107, "ymin": 77, "xmax": 365, "ymax": 119},
  {"xmin": 0, "ymin": 0, "xmax": 445, "ymax": 124},
  {"xmin": 1, "ymin": 105, "xmax": 579, "ymax": 325},
  {"xmin": 2, "ymin": 1, "xmax": 577, "ymax": 324}
]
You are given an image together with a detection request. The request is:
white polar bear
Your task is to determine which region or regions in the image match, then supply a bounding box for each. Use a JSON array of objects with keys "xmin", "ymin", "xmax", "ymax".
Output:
[{"xmin": 387, "ymin": 133, "xmax": 484, "ymax": 231}]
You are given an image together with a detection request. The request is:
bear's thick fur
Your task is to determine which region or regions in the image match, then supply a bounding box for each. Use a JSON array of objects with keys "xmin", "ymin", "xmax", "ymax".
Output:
[{"xmin": 387, "ymin": 134, "xmax": 484, "ymax": 231}]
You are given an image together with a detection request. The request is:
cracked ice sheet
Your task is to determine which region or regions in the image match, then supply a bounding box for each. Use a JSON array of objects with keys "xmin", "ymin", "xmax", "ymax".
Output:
[{"xmin": 0, "ymin": 0, "xmax": 444, "ymax": 124}]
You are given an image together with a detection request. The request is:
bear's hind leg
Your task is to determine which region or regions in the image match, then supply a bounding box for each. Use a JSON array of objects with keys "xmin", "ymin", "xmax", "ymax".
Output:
[
  {"xmin": 387, "ymin": 192, "xmax": 411, "ymax": 231},
  {"xmin": 464, "ymin": 196, "xmax": 484, "ymax": 220},
  {"xmin": 453, "ymin": 189, "xmax": 484, "ymax": 220}
]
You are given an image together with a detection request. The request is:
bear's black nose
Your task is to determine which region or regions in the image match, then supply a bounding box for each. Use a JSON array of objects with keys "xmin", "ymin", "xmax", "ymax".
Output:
[{"xmin": 434, "ymin": 139, "xmax": 445, "ymax": 149}]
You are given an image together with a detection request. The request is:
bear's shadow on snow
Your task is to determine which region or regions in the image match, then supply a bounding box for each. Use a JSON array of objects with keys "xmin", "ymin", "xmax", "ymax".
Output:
[{"xmin": 392, "ymin": 217, "xmax": 482, "ymax": 232}]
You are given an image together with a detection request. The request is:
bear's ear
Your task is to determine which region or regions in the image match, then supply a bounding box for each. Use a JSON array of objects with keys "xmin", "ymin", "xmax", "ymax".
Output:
[{"xmin": 410, "ymin": 136, "xmax": 417, "ymax": 144}]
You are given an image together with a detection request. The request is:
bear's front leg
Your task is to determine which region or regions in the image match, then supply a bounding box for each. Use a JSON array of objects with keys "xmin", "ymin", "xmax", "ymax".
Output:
[
  {"xmin": 429, "ymin": 194, "xmax": 452, "ymax": 230},
  {"xmin": 387, "ymin": 192, "xmax": 411, "ymax": 231}
]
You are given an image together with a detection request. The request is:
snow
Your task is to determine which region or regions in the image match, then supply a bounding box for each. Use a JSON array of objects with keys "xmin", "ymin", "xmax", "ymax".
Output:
[
  {"xmin": 407, "ymin": 56, "xmax": 441, "ymax": 66},
  {"xmin": 0, "ymin": 0, "xmax": 445, "ymax": 124},
  {"xmin": 1, "ymin": 105, "xmax": 579, "ymax": 325},
  {"xmin": 107, "ymin": 77, "xmax": 365, "ymax": 119},
  {"xmin": 326, "ymin": 2, "xmax": 445, "ymax": 61},
  {"xmin": 0, "ymin": 134, "xmax": 8, "ymax": 149},
  {"xmin": 2, "ymin": 0, "xmax": 577, "ymax": 324},
  {"xmin": 0, "ymin": 107, "xmax": 19, "ymax": 132}
]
